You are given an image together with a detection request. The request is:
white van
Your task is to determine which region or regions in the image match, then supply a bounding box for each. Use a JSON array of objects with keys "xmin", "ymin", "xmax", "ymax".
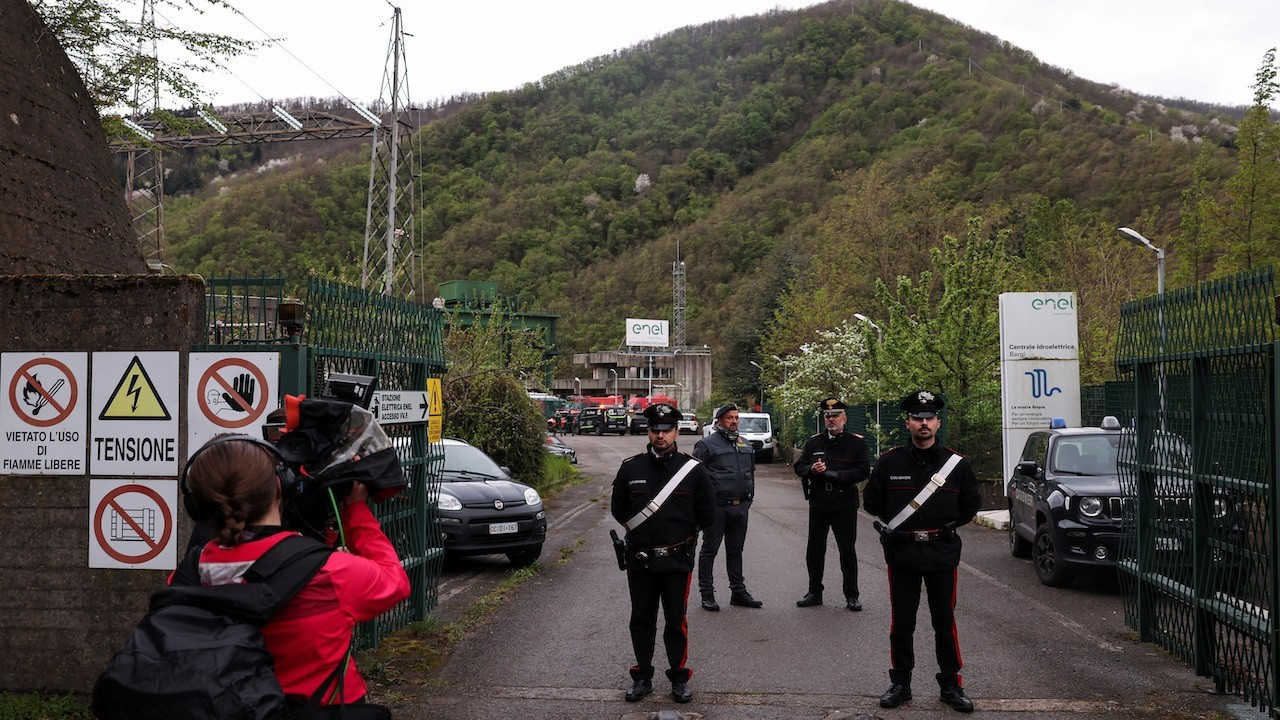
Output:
[{"xmin": 705, "ymin": 411, "xmax": 774, "ymax": 462}]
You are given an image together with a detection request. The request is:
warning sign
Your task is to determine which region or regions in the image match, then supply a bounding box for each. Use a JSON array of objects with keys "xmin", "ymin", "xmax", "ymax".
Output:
[
  {"xmin": 91, "ymin": 352, "xmax": 180, "ymax": 476},
  {"xmin": 371, "ymin": 390, "xmax": 430, "ymax": 424},
  {"xmin": 0, "ymin": 352, "xmax": 87, "ymax": 475},
  {"xmin": 88, "ymin": 478, "xmax": 177, "ymax": 570},
  {"xmin": 188, "ymin": 352, "xmax": 279, "ymax": 451},
  {"xmin": 426, "ymin": 378, "xmax": 443, "ymax": 443},
  {"xmin": 99, "ymin": 355, "xmax": 171, "ymax": 420}
]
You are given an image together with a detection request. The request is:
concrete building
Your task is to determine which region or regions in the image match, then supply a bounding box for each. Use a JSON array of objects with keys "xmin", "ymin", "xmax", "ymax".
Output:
[{"xmin": 552, "ymin": 347, "xmax": 712, "ymax": 411}]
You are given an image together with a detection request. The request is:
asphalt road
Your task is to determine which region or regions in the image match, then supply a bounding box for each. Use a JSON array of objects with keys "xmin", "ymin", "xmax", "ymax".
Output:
[{"xmin": 420, "ymin": 433, "xmax": 1263, "ymax": 720}]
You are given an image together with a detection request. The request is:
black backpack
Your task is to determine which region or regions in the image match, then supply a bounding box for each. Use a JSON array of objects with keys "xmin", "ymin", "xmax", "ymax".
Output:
[{"xmin": 92, "ymin": 534, "xmax": 333, "ymax": 720}]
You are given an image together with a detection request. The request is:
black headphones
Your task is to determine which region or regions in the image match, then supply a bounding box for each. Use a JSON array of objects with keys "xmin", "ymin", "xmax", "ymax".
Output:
[{"xmin": 180, "ymin": 434, "xmax": 300, "ymax": 522}]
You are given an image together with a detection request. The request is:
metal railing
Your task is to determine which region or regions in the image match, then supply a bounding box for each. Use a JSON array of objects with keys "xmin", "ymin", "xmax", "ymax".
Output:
[
  {"xmin": 1115, "ymin": 267, "xmax": 1277, "ymax": 713},
  {"xmin": 199, "ymin": 276, "xmax": 446, "ymax": 648}
]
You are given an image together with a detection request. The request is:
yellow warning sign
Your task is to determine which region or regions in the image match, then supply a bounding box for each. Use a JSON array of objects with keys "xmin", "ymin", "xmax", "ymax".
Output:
[
  {"xmin": 427, "ymin": 378, "xmax": 444, "ymax": 443},
  {"xmin": 99, "ymin": 356, "xmax": 172, "ymax": 420}
]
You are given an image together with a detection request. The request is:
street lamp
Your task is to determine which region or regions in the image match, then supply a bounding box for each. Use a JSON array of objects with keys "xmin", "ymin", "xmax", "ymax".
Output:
[
  {"xmin": 1117, "ymin": 227, "xmax": 1166, "ymax": 429},
  {"xmin": 573, "ymin": 377, "xmax": 581, "ymax": 400},
  {"xmin": 1117, "ymin": 227, "xmax": 1165, "ymax": 295},
  {"xmin": 608, "ymin": 368, "xmax": 619, "ymax": 398},
  {"xmin": 749, "ymin": 360, "xmax": 764, "ymax": 410},
  {"xmin": 854, "ymin": 313, "xmax": 883, "ymax": 434}
]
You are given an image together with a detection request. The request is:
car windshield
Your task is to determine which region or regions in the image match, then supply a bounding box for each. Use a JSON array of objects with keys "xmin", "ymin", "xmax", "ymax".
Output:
[
  {"xmin": 442, "ymin": 444, "xmax": 505, "ymax": 478},
  {"xmin": 1052, "ymin": 435, "xmax": 1119, "ymax": 476},
  {"xmin": 739, "ymin": 417, "xmax": 770, "ymax": 433}
]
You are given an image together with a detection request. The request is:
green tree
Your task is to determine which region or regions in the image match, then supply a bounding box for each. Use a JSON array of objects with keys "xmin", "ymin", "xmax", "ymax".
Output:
[
  {"xmin": 441, "ymin": 306, "xmax": 549, "ymax": 487},
  {"xmin": 865, "ymin": 217, "xmax": 1014, "ymax": 475},
  {"xmin": 33, "ymin": 0, "xmax": 259, "ymax": 112},
  {"xmin": 1215, "ymin": 48, "xmax": 1280, "ymax": 274}
]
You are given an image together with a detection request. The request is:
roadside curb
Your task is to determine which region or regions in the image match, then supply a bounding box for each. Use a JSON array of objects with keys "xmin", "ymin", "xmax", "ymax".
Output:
[{"xmin": 974, "ymin": 508, "xmax": 1010, "ymax": 531}]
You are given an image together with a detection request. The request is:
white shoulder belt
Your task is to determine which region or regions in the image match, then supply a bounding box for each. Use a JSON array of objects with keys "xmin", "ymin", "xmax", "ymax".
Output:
[
  {"xmin": 624, "ymin": 458, "xmax": 700, "ymax": 531},
  {"xmin": 886, "ymin": 453, "xmax": 962, "ymax": 531}
]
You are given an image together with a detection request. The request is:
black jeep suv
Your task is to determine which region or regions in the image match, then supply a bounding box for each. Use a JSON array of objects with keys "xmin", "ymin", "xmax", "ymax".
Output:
[{"xmin": 1007, "ymin": 417, "xmax": 1241, "ymax": 587}]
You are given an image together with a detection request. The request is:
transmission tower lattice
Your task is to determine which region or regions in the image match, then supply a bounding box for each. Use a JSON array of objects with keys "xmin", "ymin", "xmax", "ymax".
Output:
[
  {"xmin": 361, "ymin": 6, "xmax": 419, "ymax": 299},
  {"xmin": 672, "ymin": 241, "xmax": 687, "ymax": 348},
  {"xmin": 124, "ymin": 0, "xmax": 164, "ymax": 268}
]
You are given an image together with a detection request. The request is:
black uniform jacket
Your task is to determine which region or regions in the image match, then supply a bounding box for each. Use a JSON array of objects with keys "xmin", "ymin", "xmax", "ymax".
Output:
[
  {"xmin": 611, "ymin": 446, "xmax": 716, "ymax": 551},
  {"xmin": 692, "ymin": 428, "xmax": 755, "ymax": 502},
  {"xmin": 793, "ymin": 431, "xmax": 870, "ymax": 512},
  {"xmin": 863, "ymin": 443, "xmax": 982, "ymax": 572}
]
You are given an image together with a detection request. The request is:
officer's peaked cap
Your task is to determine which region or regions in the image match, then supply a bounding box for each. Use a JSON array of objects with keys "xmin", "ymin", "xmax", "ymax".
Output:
[
  {"xmin": 900, "ymin": 390, "xmax": 944, "ymax": 417},
  {"xmin": 643, "ymin": 403, "xmax": 682, "ymax": 430},
  {"xmin": 819, "ymin": 397, "xmax": 847, "ymax": 412}
]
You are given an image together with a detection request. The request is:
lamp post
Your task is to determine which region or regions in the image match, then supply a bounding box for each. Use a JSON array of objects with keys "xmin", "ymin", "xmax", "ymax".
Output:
[
  {"xmin": 1117, "ymin": 227, "xmax": 1166, "ymax": 429},
  {"xmin": 647, "ymin": 356, "xmax": 653, "ymax": 398},
  {"xmin": 1117, "ymin": 227, "xmax": 1165, "ymax": 296},
  {"xmin": 854, "ymin": 313, "xmax": 883, "ymax": 434},
  {"xmin": 573, "ymin": 377, "xmax": 581, "ymax": 401},
  {"xmin": 749, "ymin": 360, "xmax": 764, "ymax": 410},
  {"xmin": 609, "ymin": 368, "xmax": 619, "ymax": 398}
]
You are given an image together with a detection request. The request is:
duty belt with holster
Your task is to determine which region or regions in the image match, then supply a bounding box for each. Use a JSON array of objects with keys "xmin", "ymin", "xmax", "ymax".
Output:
[
  {"xmin": 888, "ymin": 528, "xmax": 951, "ymax": 543},
  {"xmin": 717, "ymin": 496, "xmax": 751, "ymax": 506}
]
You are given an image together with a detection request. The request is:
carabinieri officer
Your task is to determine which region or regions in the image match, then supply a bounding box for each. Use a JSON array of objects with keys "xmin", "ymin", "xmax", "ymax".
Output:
[
  {"xmin": 863, "ymin": 390, "xmax": 982, "ymax": 713},
  {"xmin": 793, "ymin": 397, "xmax": 871, "ymax": 610},
  {"xmin": 611, "ymin": 403, "xmax": 715, "ymax": 705}
]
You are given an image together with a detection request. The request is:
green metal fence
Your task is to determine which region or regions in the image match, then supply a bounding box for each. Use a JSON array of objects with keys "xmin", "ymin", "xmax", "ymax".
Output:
[
  {"xmin": 1114, "ymin": 267, "xmax": 1276, "ymax": 713},
  {"xmin": 1080, "ymin": 381, "xmax": 1131, "ymax": 427},
  {"xmin": 198, "ymin": 275, "xmax": 446, "ymax": 649}
]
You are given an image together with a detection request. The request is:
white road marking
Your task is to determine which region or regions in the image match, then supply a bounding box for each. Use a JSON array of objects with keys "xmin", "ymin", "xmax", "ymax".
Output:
[{"xmin": 959, "ymin": 560, "xmax": 1125, "ymax": 653}]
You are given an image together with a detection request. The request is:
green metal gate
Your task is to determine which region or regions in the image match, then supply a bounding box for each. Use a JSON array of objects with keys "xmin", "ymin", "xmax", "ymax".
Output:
[
  {"xmin": 198, "ymin": 274, "xmax": 446, "ymax": 648},
  {"xmin": 1114, "ymin": 267, "xmax": 1277, "ymax": 713}
]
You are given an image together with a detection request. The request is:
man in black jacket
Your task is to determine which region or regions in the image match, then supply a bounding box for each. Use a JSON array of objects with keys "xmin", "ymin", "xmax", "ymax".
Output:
[
  {"xmin": 793, "ymin": 397, "xmax": 870, "ymax": 611},
  {"xmin": 611, "ymin": 403, "xmax": 716, "ymax": 704},
  {"xmin": 692, "ymin": 403, "xmax": 763, "ymax": 611},
  {"xmin": 863, "ymin": 390, "xmax": 982, "ymax": 713}
]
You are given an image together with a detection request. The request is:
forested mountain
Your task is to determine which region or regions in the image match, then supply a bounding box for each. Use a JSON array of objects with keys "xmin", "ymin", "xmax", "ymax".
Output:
[{"xmin": 163, "ymin": 0, "xmax": 1273, "ymax": 402}]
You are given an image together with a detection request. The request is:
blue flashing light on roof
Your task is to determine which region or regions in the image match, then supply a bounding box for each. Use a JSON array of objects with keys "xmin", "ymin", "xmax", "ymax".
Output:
[{"xmin": 1049, "ymin": 417, "xmax": 1067, "ymax": 429}]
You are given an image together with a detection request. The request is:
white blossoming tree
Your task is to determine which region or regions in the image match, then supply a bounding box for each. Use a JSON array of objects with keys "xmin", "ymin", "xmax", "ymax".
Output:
[{"xmin": 771, "ymin": 322, "xmax": 878, "ymax": 446}]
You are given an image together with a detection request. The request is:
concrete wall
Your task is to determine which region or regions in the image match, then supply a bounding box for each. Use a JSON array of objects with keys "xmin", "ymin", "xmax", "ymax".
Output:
[
  {"xmin": 0, "ymin": 0, "xmax": 145, "ymax": 275},
  {"xmin": 0, "ymin": 275, "xmax": 204, "ymax": 691}
]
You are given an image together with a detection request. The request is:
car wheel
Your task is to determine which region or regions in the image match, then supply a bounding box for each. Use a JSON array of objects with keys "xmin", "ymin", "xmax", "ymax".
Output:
[
  {"xmin": 1009, "ymin": 523, "xmax": 1032, "ymax": 558},
  {"xmin": 759, "ymin": 450, "xmax": 773, "ymax": 463},
  {"xmin": 1033, "ymin": 523, "xmax": 1073, "ymax": 587},
  {"xmin": 507, "ymin": 545, "xmax": 542, "ymax": 567}
]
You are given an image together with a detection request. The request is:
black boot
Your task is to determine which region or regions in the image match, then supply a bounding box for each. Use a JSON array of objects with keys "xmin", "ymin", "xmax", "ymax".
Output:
[
  {"xmin": 624, "ymin": 678, "xmax": 652, "ymax": 702},
  {"xmin": 846, "ymin": 595, "xmax": 863, "ymax": 611},
  {"xmin": 939, "ymin": 685, "xmax": 974, "ymax": 713},
  {"xmin": 879, "ymin": 682, "xmax": 912, "ymax": 708},
  {"xmin": 701, "ymin": 593, "xmax": 720, "ymax": 611},
  {"xmin": 796, "ymin": 592, "xmax": 823, "ymax": 607},
  {"xmin": 671, "ymin": 680, "xmax": 693, "ymax": 703},
  {"xmin": 730, "ymin": 590, "xmax": 763, "ymax": 608}
]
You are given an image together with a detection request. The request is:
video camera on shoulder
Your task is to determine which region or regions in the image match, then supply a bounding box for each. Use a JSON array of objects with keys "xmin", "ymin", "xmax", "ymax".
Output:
[{"xmin": 264, "ymin": 373, "xmax": 407, "ymax": 538}]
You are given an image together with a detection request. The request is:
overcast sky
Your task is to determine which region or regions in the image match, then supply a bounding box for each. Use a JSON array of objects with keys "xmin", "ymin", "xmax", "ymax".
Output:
[{"xmin": 172, "ymin": 0, "xmax": 1278, "ymax": 110}]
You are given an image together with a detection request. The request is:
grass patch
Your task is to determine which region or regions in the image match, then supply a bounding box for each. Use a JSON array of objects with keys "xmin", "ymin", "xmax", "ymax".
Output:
[
  {"xmin": 0, "ymin": 691, "xmax": 92, "ymax": 720},
  {"xmin": 358, "ymin": 563, "xmax": 545, "ymax": 688},
  {"xmin": 538, "ymin": 454, "xmax": 583, "ymax": 498}
]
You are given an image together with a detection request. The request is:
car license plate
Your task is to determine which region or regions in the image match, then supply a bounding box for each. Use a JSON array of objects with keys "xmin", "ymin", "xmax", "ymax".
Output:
[
  {"xmin": 489, "ymin": 522, "xmax": 518, "ymax": 535},
  {"xmin": 1156, "ymin": 536, "xmax": 1180, "ymax": 551}
]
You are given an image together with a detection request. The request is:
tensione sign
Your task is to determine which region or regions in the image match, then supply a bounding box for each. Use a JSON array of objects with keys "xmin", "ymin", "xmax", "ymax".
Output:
[{"xmin": 625, "ymin": 318, "xmax": 669, "ymax": 348}]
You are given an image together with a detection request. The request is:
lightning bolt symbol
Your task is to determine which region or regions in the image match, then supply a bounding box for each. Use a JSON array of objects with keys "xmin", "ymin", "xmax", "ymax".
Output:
[{"xmin": 127, "ymin": 373, "xmax": 142, "ymax": 412}]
